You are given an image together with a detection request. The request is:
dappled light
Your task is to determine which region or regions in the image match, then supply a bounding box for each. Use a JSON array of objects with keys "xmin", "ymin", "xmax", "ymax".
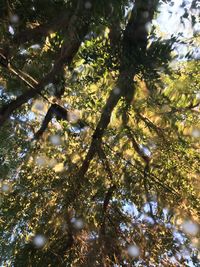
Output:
[{"xmin": 0, "ymin": 0, "xmax": 200, "ymax": 266}]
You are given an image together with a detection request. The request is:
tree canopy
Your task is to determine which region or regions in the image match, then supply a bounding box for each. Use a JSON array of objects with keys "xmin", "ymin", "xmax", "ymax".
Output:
[{"xmin": 0, "ymin": 0, "xmax": 200, "ymax": 266}]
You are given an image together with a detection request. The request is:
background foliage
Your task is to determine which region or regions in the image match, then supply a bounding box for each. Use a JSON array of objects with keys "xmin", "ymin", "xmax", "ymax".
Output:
[{"xmin": 0, "ymin": 0, "xmax": 200, "ymax": 266}]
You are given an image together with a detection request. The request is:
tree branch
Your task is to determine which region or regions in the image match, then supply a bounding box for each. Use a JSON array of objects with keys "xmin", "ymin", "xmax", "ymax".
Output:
[
  {"xmin": 73, "ymin": 0, "xmax": 158, "ymax": 187},
  {"xmin": 34, "ymin": 104, "xmax": 68, "ymax": 139},
  {"xmin": 137, "ymin": 113, "xmax": 165, "ymax": 138},
  {"xmin": 13, "ymin": 9, "xmax": 72, "ymax": 45},
  {"xmin": 0, "ymin": 1, "xmax": 92, "ymax": 127},
  {"xmin": 103, "ymin": 142, "xmax": 180, "ymax": 197},
  {"xmin": 165, "ymin": 101, "xmax": 200, "ymax": 115},
  {"xmin": 97, "ymin": 144, "xmax": 113, "ymax": 181},
  {"xmin": 0, "ymin": 51, "xmax": 38, "ymax": 88},
  {"xmin": 125, "ymin": 125, "xmax": 150, "ymax": 164},
  {"xmin": 143, "ymin": 163, "xmax": 156, "ymax": 223},
  {"xmin": 97, "ymin": 145, "xmax": 116, "ymax": 219}
]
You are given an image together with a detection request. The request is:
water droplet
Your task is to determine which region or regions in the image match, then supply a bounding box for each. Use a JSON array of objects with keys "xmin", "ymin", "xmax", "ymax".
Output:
[
  {"xmin": 10, "ymin": 14, "xmax": 19, "ymax": 24},
  {"xmin": 191, "ymin": 128, "xmax": 200, "ymax": 138},
  {"xmin": 33, "ymin": 101, "xmax": 45, "ymax": 111},
  {"xmin": 33, "ymin": 235, "xmax": 46, "ymax": 248},
  {"xmin": 35, "ymin": 155, "xmax": 47, "ymax": 167},
  {"xmin": 182, "ymin": 220, "xmax": 199, "ymax": 236},
  {"xmin": 127, "ymin": 245, "xmax": 140, "ymax": 257},
  {"xmin": 49, "ymin": 134, "xmax": 61, "ymax": 146},
  {"xmin": 67, "ymin": 110, "xmax": 80, "ymax": 123},
  {"xmin": 142, "ymin": 11, "xmax": 149, "ymax": 19},
  {"xmin": 71, "ymin": 218, "xmax": 84, "ymax": 230},
  {"xmin": 85, "ymin": 1, "xmax": 92, "ymax": 9},
  {"xmin": 1, "ymin": 182, "xmax": 11, "ymax": 193},
  {"xmin": 113, "ymin": 87, "xmax": 121, "ymax": 95}
]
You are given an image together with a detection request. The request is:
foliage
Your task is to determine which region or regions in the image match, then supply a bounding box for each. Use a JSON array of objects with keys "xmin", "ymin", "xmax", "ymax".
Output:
[{"xmin": 0, "ymin": 0, "xmax": 200, "ymax": 266}]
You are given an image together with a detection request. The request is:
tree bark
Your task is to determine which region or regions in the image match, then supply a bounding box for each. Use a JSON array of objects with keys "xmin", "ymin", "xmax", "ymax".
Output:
[{"xmin": 74, "ymin": 0, "xmax": 158, "ymax": 183}]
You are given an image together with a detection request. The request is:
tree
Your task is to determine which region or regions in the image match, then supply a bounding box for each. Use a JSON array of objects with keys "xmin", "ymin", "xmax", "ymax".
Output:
[{"xmin": 0, "ymin": 0, "xmax": 200, "ymax": 266}]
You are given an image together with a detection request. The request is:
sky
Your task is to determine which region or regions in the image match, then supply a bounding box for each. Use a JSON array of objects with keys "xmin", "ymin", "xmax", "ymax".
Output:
[{"xmin": 157, "ymin": 0, "xmax": 200, "ymax": 59}]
